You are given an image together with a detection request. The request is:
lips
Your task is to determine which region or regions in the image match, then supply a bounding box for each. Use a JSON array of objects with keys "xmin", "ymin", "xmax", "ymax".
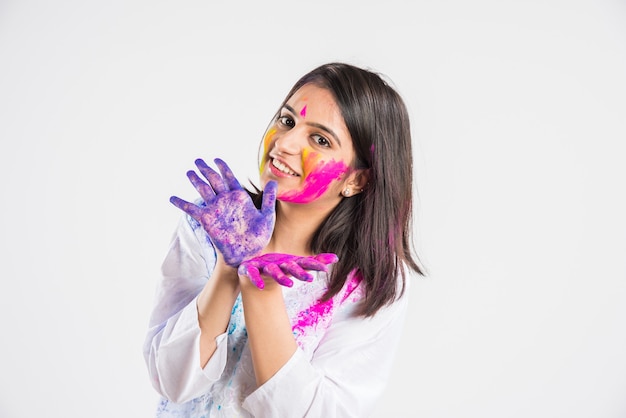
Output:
[{"xmin": 270, "ymin": 157, "xmax": 300, "ymax": 177}]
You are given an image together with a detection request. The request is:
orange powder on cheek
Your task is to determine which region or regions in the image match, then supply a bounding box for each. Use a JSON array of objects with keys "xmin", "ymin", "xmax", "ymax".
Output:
[{"xmin": 301, "ymin": 148, "xmax": 322, "ymax": 178}]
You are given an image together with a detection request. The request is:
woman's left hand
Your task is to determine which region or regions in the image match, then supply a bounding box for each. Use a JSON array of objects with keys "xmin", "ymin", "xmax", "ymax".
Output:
[
  {"xmin": 170, "ymin": 158, "xmax": 277, "ymax": 267},
  {"xmin": 238, "ymin": 253, "xmax": 339, "ymax": 289}
]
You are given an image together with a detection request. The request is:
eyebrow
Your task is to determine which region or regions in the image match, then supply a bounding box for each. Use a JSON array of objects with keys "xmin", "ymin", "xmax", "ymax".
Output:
[{"xmin": 283, "ymin": 104, "xmax": 342, "ymax": 147}]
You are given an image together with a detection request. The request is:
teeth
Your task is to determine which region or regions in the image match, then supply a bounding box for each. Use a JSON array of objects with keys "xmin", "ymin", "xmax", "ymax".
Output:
[{"xmin": 272, "ymin": 159, "xmax": 298, "ymax": 176}]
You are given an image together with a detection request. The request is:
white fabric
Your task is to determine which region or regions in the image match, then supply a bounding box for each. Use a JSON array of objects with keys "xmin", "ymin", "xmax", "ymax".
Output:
[{"xmin": 143, "ymin": 214, "xmax": 410, "ymax": 417}]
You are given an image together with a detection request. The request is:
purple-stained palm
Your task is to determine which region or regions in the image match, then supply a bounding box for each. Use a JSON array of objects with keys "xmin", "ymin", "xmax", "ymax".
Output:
[
  {"xmin": 170, "ymin": 158, "xmax": 277, "ymax": 267},
  {"xmin": 238, "ymin": 253, "xmax": 339, "ymax": 289}
]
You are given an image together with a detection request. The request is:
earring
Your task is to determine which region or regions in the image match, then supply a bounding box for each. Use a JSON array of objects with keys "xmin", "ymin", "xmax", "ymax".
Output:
[{"xmin": 342, "ymin": 188, "xmax": 352, "ymax": 197}]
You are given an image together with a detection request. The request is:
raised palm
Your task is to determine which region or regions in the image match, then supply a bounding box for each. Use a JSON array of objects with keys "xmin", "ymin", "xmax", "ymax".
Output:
[{"xmin": 170, "ymin": 158, "xmax": 277, "ymax": 267}]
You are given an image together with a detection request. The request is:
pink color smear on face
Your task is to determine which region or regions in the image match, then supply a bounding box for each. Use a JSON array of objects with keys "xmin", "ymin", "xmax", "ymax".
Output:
[
  {"xmin": 300, "ymin": 105, "xmax": 307, "ymax": 118},
  {"xmin": 279, "ymin": 150, "xmax": 349, "ymax": 204}
]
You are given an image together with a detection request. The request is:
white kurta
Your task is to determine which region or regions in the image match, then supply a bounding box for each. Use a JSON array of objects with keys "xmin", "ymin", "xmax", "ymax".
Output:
[{"xmin": 143, "ymin": 215, "xmax": 410, "ymax": 417}]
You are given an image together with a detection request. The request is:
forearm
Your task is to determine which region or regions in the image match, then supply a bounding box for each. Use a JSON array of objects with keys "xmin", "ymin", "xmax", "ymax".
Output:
[
  {"xmin": 196, "ymin": 258, "xmax": 240, "ymax": 367},
  {"xmin": 240, "ymin": 280, "xmax": 298, "ymax": 386},
  {"xmin": 243, "ymin": 286, "xmax": 409, "ymax": 417}
]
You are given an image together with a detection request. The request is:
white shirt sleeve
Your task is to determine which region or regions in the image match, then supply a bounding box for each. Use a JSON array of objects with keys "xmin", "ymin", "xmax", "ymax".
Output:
[
  {"xmin": 242, "ymin": 281, "xmax": 410, "ymax": 418},
  {"xmin": 143, "ymin": 215, "xmax": 229, "ymax": 403},
  {"xmin": 145, "ymin": 214, "xmax": 413, "ymax": 414}
]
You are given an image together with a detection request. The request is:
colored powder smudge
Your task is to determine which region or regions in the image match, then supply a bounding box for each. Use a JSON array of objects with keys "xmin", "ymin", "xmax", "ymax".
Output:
[
  {"xmin": 279, "ymin": 151, "xmax": 349, "ymax": 204},
  {"xmin": 301, "ymin": 148, "xmax": 315, "ymax": 174},
  {"xmin": 292, "ymin": 298, "xmax": 334, "ymax": 337},
  {"xmin": 300, "ymin": 105, "xmax": 307, "ymax": 118},
  {"xmin": 340, "ymin": 271, "xmax": 363, "ymax": 303},
  {"xmin": 260, "ymin": 128, "xmax": 277, "ymax": 175},
  {"xmin": 291, "ymin": 270, "xmax": 363, "ymax": 345},
  {"xmin": 204, "ymin": 191, "xmax": 274, "ymax": 266}
]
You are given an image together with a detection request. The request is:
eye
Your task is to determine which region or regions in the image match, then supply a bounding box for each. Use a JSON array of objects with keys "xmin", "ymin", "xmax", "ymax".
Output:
[
  {"xmin": 278, "ymin": 115, "xmax": 295, "ymax": 128},
  {"xmin": 312, "ymin": 134, "xmax": 331, "ymax": 148}
]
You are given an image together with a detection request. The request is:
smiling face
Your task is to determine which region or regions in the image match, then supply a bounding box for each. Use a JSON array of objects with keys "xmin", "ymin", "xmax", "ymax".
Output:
[{"xmin": 260, "ymin": 84, "xmax": 360, "ymax": 207}]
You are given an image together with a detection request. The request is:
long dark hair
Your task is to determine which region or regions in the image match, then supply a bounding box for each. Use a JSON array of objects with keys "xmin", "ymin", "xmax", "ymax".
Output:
[{"xmin": 255, "ymin": 62, "xmax": 424, "ymax": 317}]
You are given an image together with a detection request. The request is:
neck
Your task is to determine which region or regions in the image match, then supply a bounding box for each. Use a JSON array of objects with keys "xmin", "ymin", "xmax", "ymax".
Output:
[{"xmin": 265, "ymin": 200, "xmax": 335, "ymax": 256}]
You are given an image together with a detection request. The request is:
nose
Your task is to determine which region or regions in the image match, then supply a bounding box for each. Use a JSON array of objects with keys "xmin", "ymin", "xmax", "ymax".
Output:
[{"xmin": 273, "ymin": 128, "xmax": 304, "ymax": 155}]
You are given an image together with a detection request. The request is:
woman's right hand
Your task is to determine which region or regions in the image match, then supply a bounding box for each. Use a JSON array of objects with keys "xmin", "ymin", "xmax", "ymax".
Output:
[{"xmin": 170, "ymin": 158, "xmax": 277, "ymax": 267}]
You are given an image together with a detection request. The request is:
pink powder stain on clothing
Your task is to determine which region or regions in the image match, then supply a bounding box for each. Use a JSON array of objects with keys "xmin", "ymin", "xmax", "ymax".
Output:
[
  {"xmin": 292, "ymin": 270, "xmax": 363, "ymax": 345},
  {"xmin": 300, "ymin": 105, "xmax": 307, "ymax": 118},
  {"xmin": 279, "ymin": 151, "xmax": 349, "ymax": 204},
  {"xmin": 292, "ymin": 298, "xmax": 334, "ymax": 337},
  {"xmin": 340, "ymin": 270, "xmax": 364, "ymax": 303}
]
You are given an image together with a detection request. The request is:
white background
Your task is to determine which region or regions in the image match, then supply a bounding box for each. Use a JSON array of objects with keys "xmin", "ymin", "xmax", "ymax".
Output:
[{"xmin": 1, "ymin": 1, "xmax": 625, "ymax": 417}]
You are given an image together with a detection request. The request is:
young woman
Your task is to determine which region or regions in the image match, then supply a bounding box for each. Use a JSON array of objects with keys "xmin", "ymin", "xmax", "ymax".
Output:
[{"xmin": 144, "ymin": 62, "xmax": 424, "ymax": 417}]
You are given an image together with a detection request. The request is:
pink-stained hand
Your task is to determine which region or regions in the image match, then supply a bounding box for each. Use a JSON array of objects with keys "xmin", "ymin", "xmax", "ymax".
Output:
[
  {"xmin": 237, "ymin": 253, "xmax": 339, "ymax": 289},
  {"xmin": 170, "ymin": 158, "xmax": 277, "ymax": 267}
]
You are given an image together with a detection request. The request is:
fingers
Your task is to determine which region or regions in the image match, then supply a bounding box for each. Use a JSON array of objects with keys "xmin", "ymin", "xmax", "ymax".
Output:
[
  {"xmin": 169, "ymin": 196, "xmax": 203, "ymax": 220},
  {"xmin": 239, "ymin": 263, "xmax": 265, "ymax": 289},
  {"xmin": 280, "ymin": 260, "xmax": 314, "ymax": 282},
  {"xmin": 214, "ymin": 158, "xmax": 242, "ymax": 191},
  {"xmin": 314, "ymin": 253, "xmax": 339, "ymax": 265},
  {"xmin": 187, "ymin": 170, "xmax": 215, "ymax": 204},
  {"xmin": 261, "ymin": 181, "xmax": 278, "ymax": 216},
  {"xmin": 296, "ymin": 257, "xmax": 328, "ymax": 272},
  {"xmin": 263, "ymin": 263, "xmax": 294, "ymax": 287},
  {"xmin": 237, "ymin": 252, "xmax": 336, "ymax": 289},
  {"xmin": 195, "ymin": 158, "xmax": 228, "ymax": 194}
]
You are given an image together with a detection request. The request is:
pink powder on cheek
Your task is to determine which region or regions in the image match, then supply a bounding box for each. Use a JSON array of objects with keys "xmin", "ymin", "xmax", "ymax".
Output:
[{"xmin": 279, "ymin": 159, "xmax": 349, "ymax": 204}]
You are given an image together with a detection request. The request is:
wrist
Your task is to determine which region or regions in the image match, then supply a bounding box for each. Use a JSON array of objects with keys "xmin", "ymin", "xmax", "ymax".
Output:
[{"xmin": 213, "ymin": 256, "xmax": 240, "ymax": 288}]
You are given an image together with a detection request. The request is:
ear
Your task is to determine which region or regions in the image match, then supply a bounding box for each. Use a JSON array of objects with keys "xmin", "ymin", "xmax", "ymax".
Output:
[{"xmin": 340, "ymin": 168, "xmax": 370, "ymax": 198}]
